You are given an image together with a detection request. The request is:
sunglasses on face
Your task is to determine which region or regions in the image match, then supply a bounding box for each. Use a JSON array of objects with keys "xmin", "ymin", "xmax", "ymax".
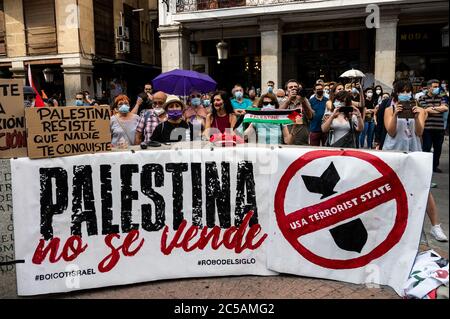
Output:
[
  {"xmin": 191, "ymin": 94, "xmax": 201, "ymax": 98},
  {"xmin": 262, "ymin": 101, "xmax": 273, "ymax": 106},
  {"xmin": 76, "ymin": 98, "xmax": 83, "ymax": 101}
]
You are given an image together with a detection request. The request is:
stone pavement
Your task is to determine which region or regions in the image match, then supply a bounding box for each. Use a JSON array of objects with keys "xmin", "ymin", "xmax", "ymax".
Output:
[{"xmin": 1, "ymin": 140, "xmax": 448, "ymax": 300}]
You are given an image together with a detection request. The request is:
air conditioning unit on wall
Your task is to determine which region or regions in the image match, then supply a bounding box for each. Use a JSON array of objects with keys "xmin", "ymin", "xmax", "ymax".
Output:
[
  {"xmin": 118, "ymin": 40, "xmax": 130, "ymax": 54},
  {"xmin": 117, "ymin": 26, "xmax": 130, "ymax": 39}
]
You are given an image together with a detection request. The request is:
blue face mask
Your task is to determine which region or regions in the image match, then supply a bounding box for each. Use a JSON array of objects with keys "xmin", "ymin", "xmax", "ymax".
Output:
[
  {"xmin": 191, "ymin": 98, "xmax": 201, "ymax": 107},
  {"xmin": 203, "ymin": 100, "xmax": 211, "ymax": 107},
  {"xmin": 398, "ymin": 93, "xmax": 412, "ymax": 102},
  {"xmin": 235, "ymin": 91, "xmax": 243, "ymax": 99},
  {"xmin": 118, "ymin": 104, "xmax": 130, "ymax": 113},
  {"xmin": 432, "ymin": 87, "xmax": 440, "ymax": 95},
  {"xmin": 76, "ymin": 100, "xmax": 84, "ymax": 106},
  {"xmin": 268, "ymin": 86, "xmax": 274, "ymax": 94}
]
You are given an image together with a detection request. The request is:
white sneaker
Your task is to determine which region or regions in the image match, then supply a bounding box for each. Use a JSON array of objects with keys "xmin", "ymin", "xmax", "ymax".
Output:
[{"xmin": 430, "ymin": 225, "xmax": 449, "ymax": 242}]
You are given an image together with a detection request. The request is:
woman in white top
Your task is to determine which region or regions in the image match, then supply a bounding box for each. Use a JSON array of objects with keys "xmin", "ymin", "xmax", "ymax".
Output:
[
  {"xmin": 383, "ymin": 79, "xmax": 447, "ymax": 242},
  {"xmin": 321, "ymin": 90, "xmax": 364, "ymax": 148}
]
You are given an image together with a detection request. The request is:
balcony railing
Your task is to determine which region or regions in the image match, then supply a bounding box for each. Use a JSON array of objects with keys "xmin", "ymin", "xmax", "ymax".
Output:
[{"xmin": 176, "ymin": 0, "xmax": 302, "ymax": 13}]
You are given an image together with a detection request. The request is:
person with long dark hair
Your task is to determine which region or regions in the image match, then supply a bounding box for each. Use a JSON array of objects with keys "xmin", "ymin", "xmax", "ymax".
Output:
[
  {"xmin": 204, "ymin": 91, "xmax": 237, "ymax": 137},
  {"xmin": 359, "ymin": 87, "xmax": 376, "ymax": 149},
  {"xmin": 321, "ymin": 90, "xmax": 364, "ymax": 148},
  {"xmin": 382, "ymin": 79, "xmax": 448, "ymax": 242}
]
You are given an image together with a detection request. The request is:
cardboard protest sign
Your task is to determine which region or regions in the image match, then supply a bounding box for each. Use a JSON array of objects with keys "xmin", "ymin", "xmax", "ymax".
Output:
[
  {"xmin": 25, "ymin": 106, "xmax": 111, "ymax": 159},
  {"xmin": 268, "ymin": 148, "xmax": 432, "ymax": 296},
  {"xmin": 0, "ymin": 159, "xmax": 18, "ymax": 298},
  {"xmin": 0, "ymin": 80, "xmax": 27, "ymax": 159}
]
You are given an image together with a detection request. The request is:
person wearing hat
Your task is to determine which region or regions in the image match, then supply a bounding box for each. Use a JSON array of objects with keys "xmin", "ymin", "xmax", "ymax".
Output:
[
  {"xmin": 23, "ymin": 86, "xmax": 37, "ymax": 108},
  {"xmin": 150, "ymin": 95, "xmax": 193, "ymax": 143}
]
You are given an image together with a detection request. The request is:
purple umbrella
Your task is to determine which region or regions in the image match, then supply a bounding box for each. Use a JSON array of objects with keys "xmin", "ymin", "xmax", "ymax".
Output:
[{"xmin": 152, "ymin": 69, "xmax": 217, "ymax": 96}]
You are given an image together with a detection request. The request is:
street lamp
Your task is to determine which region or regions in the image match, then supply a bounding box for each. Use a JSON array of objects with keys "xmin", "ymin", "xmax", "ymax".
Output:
[
  {"xmin": 43, "ymin": 68, "xmax": 54, "ymax": 83},
  {"xmin": 216, "ymin": 24, "xmax": 228, "ymax": 62}
]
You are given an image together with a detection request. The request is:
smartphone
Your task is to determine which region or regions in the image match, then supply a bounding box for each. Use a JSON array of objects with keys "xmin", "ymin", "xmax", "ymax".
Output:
[
  {"xmin": 339, "ymin": 106, "xmax": 354, "ymax": 113},
  {"xmin": 397, "ymin": 100, "xmax": 414, "ymax": 119}
]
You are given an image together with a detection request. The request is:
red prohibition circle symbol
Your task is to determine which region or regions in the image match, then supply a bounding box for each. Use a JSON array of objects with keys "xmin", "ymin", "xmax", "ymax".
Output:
[{"xmin": 274, "ymin": 150, "xmax": 408, "ymax": 269}]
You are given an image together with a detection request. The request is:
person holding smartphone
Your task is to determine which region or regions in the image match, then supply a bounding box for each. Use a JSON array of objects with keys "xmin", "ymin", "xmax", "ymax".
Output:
[
  {"xmin": 383, "ymin": 79, "xmax": 447, "ymax": 242},
  {"xmin": 279, "ymin": 79, "xmax": 314, "ymax": 145},
  {"xmin": 321, "ymin": 90, "xmax": 364, "ymax": 148}
]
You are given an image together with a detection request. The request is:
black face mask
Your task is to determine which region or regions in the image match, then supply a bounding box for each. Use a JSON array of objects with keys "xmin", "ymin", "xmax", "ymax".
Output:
[{"xmin": 316, "ymin": 90, "xmax": 324, "ymax": 97}]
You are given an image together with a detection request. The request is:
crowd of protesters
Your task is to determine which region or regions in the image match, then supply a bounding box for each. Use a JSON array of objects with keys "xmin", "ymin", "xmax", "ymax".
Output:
[{"xmin": 22, "ymin": 76, "xmax": 449, "ymax": 242}]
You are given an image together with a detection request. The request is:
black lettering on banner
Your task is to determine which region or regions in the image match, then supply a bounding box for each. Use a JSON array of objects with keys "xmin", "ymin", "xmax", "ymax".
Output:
[
  {"xmin": 191, "ymin": 163, "xmax": 203, "ymax": 227},
  {"xmin": 165, "ymin": 163, "xmax": 188, "ymax": 230},
  {"xmin": 141, "ymin": 164, "xmax": 166, "ymax": 232},
  {"xmin": 205, "ymin": 162, "xmax": 231, "ymax": 228},
  {"xmin": 120, "ymin": 165, "xmax": 139, "ymax": 233},
  {"xmin": 235, "ymin": 161, "xmax": 258, "ymax": 227},
  {"xmin": 39, "ymin": 168, "xmax": 68, "ymax": 240},
  {"xmin": 101, "ymin": 165, "xmax": 119, "ymax": 235},
  {"xmin": 71, "ymin": 165, "xmax": 98, "ymax": 237}
]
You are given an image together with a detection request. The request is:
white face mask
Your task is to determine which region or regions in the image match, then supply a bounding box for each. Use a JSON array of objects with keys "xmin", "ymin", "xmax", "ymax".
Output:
[
  {"xmin": 154, "ymin": 108, "xmax": 165, "ymax": 116},
  {"xmin": 366, "ymin": 92, "xmax": 373, "ymax": 98},
  {"xmin": 376, "ymin": 90, "xmax": 382, "ymax": 95}
]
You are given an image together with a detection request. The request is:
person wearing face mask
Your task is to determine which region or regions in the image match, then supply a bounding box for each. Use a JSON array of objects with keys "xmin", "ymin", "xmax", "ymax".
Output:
[
  {"xmin": 135, "ymin": 91, "xmax": 168, "ymax": 145},
  {"xmin": 243, "ymin": 93, "xmax": 301, "ymax": 145},
  {"xmin": 309, "ymin": 83, "xmax": 329, "ymax": 146},
  {"xmin": 23, "ymin": 86, "xmax": 37, "ymax": 108},
  {"xmin": 383, "ymin": 79, "xmax": 448, "ymax": 242},
  {"xmin": 359, "ymin": 88, "xmax": 377, "ymax": 149},
  {"xmin": 110, "ymin": 95, "xmax": 140, "ymax": 148},
  {"xmin": 275, "ymin": 89, "xmax": 287, "ymax": 105},
  {"xmin": 230, "ymin": 85, "xmax": 252, "ymax": 115},
  {"xmin": 202, "ymin": 94, "xmax": 212, "ymax": 113},
  {"xmin": 267, "ymin": 81, "xmax": 275, "ymax": 94},
  {"xmin": 321, "ymin": 91, "xmax": 364, "ymax": 148},
  {"xmin": 323, "ymin": 85, "xmax": 330, "ymax": 99},
  {"xmin": 150, "ymin": 95, "xmax": 193, "ymax": 143},
  {"xmin": 418, "ymin": 79, "xmax": 449, "ymax": 173},
  {"xmin": 204, "ymin": 91, "xmax": 237, "ymax": 138},
  {"xmin": 184, "ymin": 90, "xmax": 208, "ymax": 131},
  {"xmin": 75, "ymin": 92, "xmax": 90, "ymax": 107},
  {"xmin": 374, "ymin": 85, "xmax": 383, "ymax": 106}
]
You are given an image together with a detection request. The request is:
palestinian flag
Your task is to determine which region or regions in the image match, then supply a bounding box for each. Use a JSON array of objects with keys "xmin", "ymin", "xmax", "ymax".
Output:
[{"xmin": 243, "ymin": 108, "xmax": 300, "ymax": 125}]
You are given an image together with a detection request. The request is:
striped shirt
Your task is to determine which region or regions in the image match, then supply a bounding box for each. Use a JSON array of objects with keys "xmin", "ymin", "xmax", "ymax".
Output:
[{"xmin": 419, "ymin": 95, "xmax": 448, "ymax": 130}]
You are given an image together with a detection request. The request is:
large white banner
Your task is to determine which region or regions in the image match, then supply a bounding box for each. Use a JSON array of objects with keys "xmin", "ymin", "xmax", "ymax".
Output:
[
  {"xmin": 11, "ymin": 146, "xmax": 432, "ymax": 296},
  {"xmin": 12, "ymin": 147, "xmax": 276, "ymax": 296},
  {"xmin": 268, "ymin": 148, "xmax": 432, "ymax": 296}
]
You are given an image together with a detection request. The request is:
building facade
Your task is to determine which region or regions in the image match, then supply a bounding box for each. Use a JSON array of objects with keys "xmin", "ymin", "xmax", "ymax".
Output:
[
  {"xmin": 158, "ymin": 0, "xmax": 449, "ymax": 92},
  {"xmin": 0, "ymin": 0, "xmax": 161, "ymax": 105}
]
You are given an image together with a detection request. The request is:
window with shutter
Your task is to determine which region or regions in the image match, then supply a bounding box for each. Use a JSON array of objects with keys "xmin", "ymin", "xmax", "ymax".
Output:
[
  {"xmin": 94, "ymin": 0, "xmax": 114, "ymax": 58},
  {"xmin": 23, "ymin": 0, "xmax": 57, "ymax": 55},
  {"xmin": 0, "ymin": 0, "xmax": 6, "ymax": 56}
]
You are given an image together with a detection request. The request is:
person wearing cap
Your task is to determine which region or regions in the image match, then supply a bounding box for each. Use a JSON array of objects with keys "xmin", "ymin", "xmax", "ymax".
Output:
[
  {"xmin": 150, "ymin": 95, "xmax": 194, "ymax": 143},
  {"xmin": 23, "ymin": 86, "xmax": 37, "ymax": 108}
]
